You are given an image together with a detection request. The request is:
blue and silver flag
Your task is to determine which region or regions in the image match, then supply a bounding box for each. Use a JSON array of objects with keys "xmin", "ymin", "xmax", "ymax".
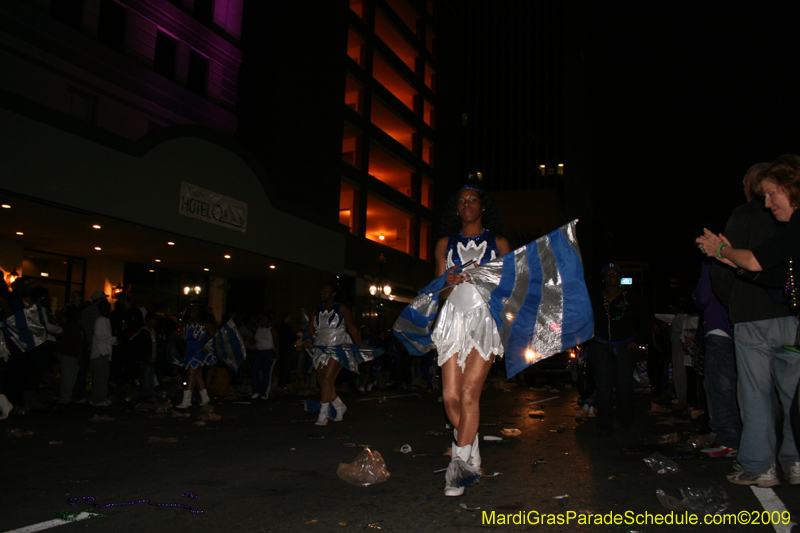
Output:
[
  {"xmin": 0, "ymin": 300, "xmax": 48, "ymax": 360},
  {"xmin": 393, "ymin": 220, "xmax": 594, "ymax": 377},
  {"xmin": 207, "ymin": 318, "xmax": 247, "ymax": 371}
]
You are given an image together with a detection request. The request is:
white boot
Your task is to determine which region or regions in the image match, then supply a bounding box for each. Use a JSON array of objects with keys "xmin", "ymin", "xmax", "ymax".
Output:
[
  {"xmin": 199, "ymin": 389, "xmax": 210, "ymax": 406},
  {"xmin": 332, "ymin": 397, "xmax": 347, "ymax": 422},
  {"xmin": 445, "ymin": 442, "xmax": 481, "ymax": 497},
  {"xmin": 177, "ymin": 390, "xmax": 192, "ymax": 409},
  {"xmin": 316, "ymin": 402, "xmax": 330, "ymax": 426},
  {"xmin": 471, "ymin": 433, "xmax": 481, "ymax": 470},
  {"xmin": 454, "ymin": 429, "xmax": 481, "ymax": 470},
  {"xmin": 0, "ymin": 394, "xmax": 13, "ymax": 420}
]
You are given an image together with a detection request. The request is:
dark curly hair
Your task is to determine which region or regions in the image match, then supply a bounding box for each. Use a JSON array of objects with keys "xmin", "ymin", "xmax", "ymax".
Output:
[{"xmin": 437, "ymin": 186, "xmax": 508, "ymax": 239}]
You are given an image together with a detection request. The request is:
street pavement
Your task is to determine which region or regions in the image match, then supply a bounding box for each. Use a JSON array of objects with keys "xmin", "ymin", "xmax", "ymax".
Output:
[{"xmin": 2, "ymin": 377, "xmax": 799, "ymax": 533}]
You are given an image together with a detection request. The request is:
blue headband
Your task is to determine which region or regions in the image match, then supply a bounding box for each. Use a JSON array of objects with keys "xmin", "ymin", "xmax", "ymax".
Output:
[{"xmin": 458, "ymin": 184, "xmax": 484, "ymax": 195}]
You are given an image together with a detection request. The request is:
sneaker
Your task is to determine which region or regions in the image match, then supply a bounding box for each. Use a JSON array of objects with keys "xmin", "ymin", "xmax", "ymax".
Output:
[
  {"xmin": 787, "ymin": 462, "xmax": 800, "ymax": 485},
  {"xmin": 701, "ymin": 445, "xmax": 738, "ymax": 458},
  {"xmin": 727, "ymin": 464, "xmax": 780, "ymax": 487}
]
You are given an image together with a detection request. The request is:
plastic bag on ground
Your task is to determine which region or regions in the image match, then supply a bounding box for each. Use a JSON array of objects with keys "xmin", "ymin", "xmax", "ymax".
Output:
[
  {"xmin": 656, "ymin": 486, "xmax": 729, "ymax": 514},
  {"xmin": 337, "ymin": 447, "xmax": 390, "ymax": 486},
  {"xmin": 644, "ymin": 452, "xmax": 680, "ymax": 474}
]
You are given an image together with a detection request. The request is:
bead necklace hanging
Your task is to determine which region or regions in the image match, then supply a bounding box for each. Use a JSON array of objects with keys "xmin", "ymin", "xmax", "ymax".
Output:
[
  {"xmin": 603, "ymin": 289, "xmax": 629, "ymax": 341},
  {"xmin": 786, "ymin": 257, "xmax": 797, "ymax": 311}
]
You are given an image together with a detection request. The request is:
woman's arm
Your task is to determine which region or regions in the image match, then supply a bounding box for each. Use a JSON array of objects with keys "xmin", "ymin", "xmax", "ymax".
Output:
[
  {"xmin": 696, "ymin": 228, "xmax": 763, "ymax": 271},
  {"xmin": 496, "ymin": 236, "xmax": 512, "ymax": 256}
]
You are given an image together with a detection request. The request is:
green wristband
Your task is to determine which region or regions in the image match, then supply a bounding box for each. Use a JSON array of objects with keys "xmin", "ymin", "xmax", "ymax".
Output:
[{"xmin": 716, "ymin": 242, "xmax": 729, "ymax": 259}]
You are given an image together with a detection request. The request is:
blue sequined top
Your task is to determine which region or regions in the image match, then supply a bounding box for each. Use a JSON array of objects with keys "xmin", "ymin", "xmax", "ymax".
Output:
[{"xmin": 445, "ymin": 229, "xmax": 499, "ymax": 268}]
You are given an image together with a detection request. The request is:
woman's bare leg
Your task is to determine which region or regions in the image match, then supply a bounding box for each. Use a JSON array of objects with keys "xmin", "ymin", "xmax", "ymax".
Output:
[
  {"xmin": 317, "ymin": 359, "xmax": 343, "ymax": 403},
  {"xmin": 455, "ymin": 349, "xmax": 494, "ymax": 447},
  {"xmin": 442, "ymin": 354, "xmax": 465, "ymax": 429}
]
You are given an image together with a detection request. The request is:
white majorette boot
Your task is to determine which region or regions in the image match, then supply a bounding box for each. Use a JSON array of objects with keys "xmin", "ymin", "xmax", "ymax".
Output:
[
  {"xmin": 199, "ymin": 389, "xmax": 210, "ymax": 406},
  {"xmin": 445, "ymin": 442, "xmax": 481, "ymax": 497},
  {"xmin": 177, "ymin": 390, "xmax": 192, "ymax": 409},
  {"xmin": 454, "ymin": 429, "xmax": 481, "ymax": 470},
  {"xmin": 471, "ymin": 433, "xmax": 481, "ymax": 470},
  {"xmin": 332, "ymin": 397, "xmax": 347, "ymax": 422},
  {"xmin": 316, "ymin": 402, "xmax": 330, "ymax": 426}
]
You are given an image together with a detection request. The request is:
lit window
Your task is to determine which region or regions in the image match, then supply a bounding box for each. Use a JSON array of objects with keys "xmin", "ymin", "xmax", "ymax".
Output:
[
  {"xmin": 366, "ymin": 194, "xmax": 414, "ymax": 254},
  {"xmin": 557, "ymin": 163, "xmax": 565, "ymax": 175},
  {"xmin": 368, "ymin": 141, "xmax": 413, "ymax": 197},
  {"xmin": 350, "ymin": 0, "xmax": 365, "ymax": 19},
  {"xmin": 423, "ymin": 100, "xmax": 434, "ymax": 128},
  {"xmin": 374, "ymin": 9, "xmax": 418, "ymax": 72},
  {"xmin": 373, "ymin": 54, "xmax": 417, "ymax": 111},
  {"xmin": 347, "ymin": 27, "xmax": 365, "ymax": 67},
  {"xmin": 385, "ymin": 0, "xmax": 420, "ymax": 33},
  {"xmin": 339, "ymin": 180, "xmax": 359, "ymax": 233},
  {"xmin": 371, "ymin": 96, "xmax": 415, "ymax": 152},
  {"xmin": 426, "ymin": 27, "xmax": 436, "ymax": 56},
  {"xmin": 419, "ymin": 220, "xmax": 431, "ymax": 261},
  {"xmin": 342, "ymin": 123, "xmax": 362, "ymax": 168},
  {"xmin": 421, "ymin": 137, "xmax": 433, "ymax": 167},
  {"xmin": 425, "ymin": 63, "xmax": 435, "ymax": 93},
  {"xmin": 421, "ymin": 176, "xmax": 433, "ymax": 209},
  {"xmin": 345, "ymin": 75, "xmax": 364, "ymax": 114}
]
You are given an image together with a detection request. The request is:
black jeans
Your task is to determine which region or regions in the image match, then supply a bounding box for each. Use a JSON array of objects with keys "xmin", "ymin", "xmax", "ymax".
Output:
[{"xmin": 591, "ymin": 340, "xmax": 635, "ymax": 434}]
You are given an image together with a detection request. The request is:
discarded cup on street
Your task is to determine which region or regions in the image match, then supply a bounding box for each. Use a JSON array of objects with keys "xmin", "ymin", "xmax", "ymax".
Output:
[
  {"xmin": 643, "ymin": 452, "xmax": 680, "ymax": 474},
  {"xmin": 337, "ymin": 447, "xmax": 390, "ymax": 486},
  {"xmin": 529, "ymin": 410, "xmax": 546, "ymax": 418},
  {"xmin": 500, "ymin": 428, "xmax": 521, "ymax": 437},
  {"xmin": 655, "ymin": 486, "xmax": 729, "ymax": 514},
  {"xmin": 398, "ymin": 444, "xmax": 412, "ymax": 453}
]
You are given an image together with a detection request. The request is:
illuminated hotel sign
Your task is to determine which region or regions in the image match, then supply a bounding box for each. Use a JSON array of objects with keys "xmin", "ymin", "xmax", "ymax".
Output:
[{"xmin": 179, "ymin": 182, "xmax": 248, "ymax": 232}]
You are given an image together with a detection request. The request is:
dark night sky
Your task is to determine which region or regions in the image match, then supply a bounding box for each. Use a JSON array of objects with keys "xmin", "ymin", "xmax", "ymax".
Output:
[{"xmin": 581, "ymin": 4, "xmax": 800, "ymax": 298}]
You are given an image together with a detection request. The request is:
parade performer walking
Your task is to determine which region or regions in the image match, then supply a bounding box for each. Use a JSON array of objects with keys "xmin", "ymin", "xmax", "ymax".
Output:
[
  {"xmin": 305, "ymin": 281, "xmax": 363, "ymax": 426},
  {"xmin": 176, "ymin": 303, "xmax": 217, "ymax": 408},
  {"xmin": 432, "ymin": 185, "xmax": 511, "ymax": 496}
]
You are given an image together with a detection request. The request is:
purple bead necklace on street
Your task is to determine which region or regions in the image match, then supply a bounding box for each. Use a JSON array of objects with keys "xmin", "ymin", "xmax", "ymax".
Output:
[{"xmin": 66, "ymin": 492, "xmax": 203, "ymax": 514}]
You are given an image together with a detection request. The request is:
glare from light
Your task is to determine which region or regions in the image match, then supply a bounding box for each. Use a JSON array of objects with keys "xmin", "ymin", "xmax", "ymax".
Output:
[
  {"xmin": 149, "ymin": 270, "xmax": 154, "ymax": 273},
  {"xmin": 155, "ymin": 259, "xmax": 161, "ymax": 263},
  {"xmin": 92, "ymin": 224, "xmax": 101, "ymax": 229},
  {"xmin": 167, "ymin": 241, "xmax": 175, "ymax": 246},
  {"xmin": 94, "ymin": 246, "xmax": 101, "ymax": 250},
  {"xmin": 183, "ymin": 286, "xmax": 191, "ymax": 295},
  {"xmin": 378, "ymin": 234, "xmax": 385, "ymax": 241},
  {"xmin": 1, "ymin": 204, "xmax": 10, "ymax": 209},
  {"xmin": 369, "ymin": 285, "xmax": 378, "ymax": 296},
  {"xmin": 224, "ymin": 254, "xmax": 231, "ymax": 259},
  {"xmin": 269, "ymin": 265, "xmax": 276, "ymax": 269},
  {"xmin": 194, "ymin": 286, "xmax": 202, "ymax": 294},
  {"xmin": 525, "ymin": 349, "xmax": 538, "ymax": 362},
  {"xmin": 41, "ymin": 272, "xmax": 49, "ymax": 277},
  {"xmin": 203, "ymin": 268, "xmax": 209, "ymax": 271},
  {"xmin": 383, "ymin": 285, "xmax": 392, "ymax": 296},
  {"xmin": 16, "ymin": 231, "xmax": 23, "ymax": 235}
]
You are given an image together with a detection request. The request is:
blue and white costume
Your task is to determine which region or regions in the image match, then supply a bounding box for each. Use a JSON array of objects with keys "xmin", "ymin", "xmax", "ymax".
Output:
[
  {"xmin": 432, "ymin": 229, "xmax": 505, "ymax": 370},
  {"xmin": 310, "ymin": 303, "xmax": 355, "ymax": 371},
  {"xmin": 181, "ymin": 321, "xmax": 217, "ymax": 369}
]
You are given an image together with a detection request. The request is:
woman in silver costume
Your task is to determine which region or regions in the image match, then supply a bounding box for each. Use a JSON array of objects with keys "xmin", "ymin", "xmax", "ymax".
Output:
[
  {"xmin": 432, "ymin": 185, "xmax": 510, "ymax": 496},
  {"xmin": 306, "ymin": 281, "xmax": 362, "ymax": 426}
]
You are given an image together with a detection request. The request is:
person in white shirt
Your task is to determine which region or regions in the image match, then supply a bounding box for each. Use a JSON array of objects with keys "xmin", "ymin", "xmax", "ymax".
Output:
[
  {"xmin": 249, "ymin": 312, "xmax": 278, "ymax": 400},
  {"xmin": 90, "ymin": 299, "xmax": 116, "ymax": 406}
]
